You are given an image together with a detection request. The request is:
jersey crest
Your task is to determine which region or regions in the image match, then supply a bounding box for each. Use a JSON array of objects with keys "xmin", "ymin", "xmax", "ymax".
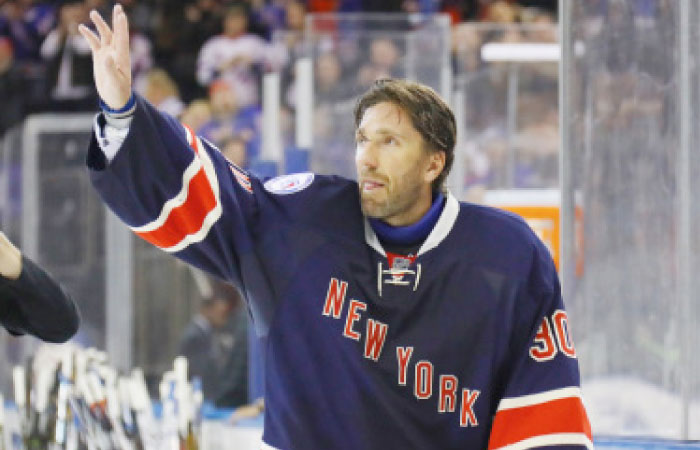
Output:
[{"xmin": 386, "ymin": 252, "xmax": 417, "ymax": 283}]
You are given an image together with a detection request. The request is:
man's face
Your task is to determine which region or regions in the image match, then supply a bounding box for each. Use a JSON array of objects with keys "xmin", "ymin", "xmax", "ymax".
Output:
[
  {"xmin": 210, "ymin": 86, "xmax": 238, "ymax": 116},
  {"xmin": 207, "ymin": 298, "xmax": 232, "ymax": 329},
  {"xmin": 355, "ymin": 102, "xmax": 442, "ymax": 226},
  {"xmin": 224, "ymin": 12, "xmax": 247, "ymax": 37}
]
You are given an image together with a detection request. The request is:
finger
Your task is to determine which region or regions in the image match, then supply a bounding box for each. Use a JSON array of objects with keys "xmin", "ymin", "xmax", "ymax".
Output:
[
  {"xmin": 113, "ymin": 4, "xmax": 130, "ymax": 56},
  {"xmin": 78, "ymin": 24, "xmax": 100, "ymax": 53},
  {"xmin": 90, "ymin": 10, "xmax": 112, "ymax": 46}
]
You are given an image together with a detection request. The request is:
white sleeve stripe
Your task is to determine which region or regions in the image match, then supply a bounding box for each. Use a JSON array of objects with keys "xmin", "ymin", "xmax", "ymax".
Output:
[
  {"xmin": 183, "ymin": 125, "xmax": 194, "ymax": 146},
  {"xmin": 490, "ymin": 433, "xmax": 593, "ymax": 450},
  {"xmin": 496, "ymin": 386, "xmax": 582, "ymax": 411}
]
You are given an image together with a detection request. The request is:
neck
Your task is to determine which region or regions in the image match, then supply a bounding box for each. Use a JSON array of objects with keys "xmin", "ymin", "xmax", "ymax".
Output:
[
  {"xmin": 384, "ymin": 187, "xmax": 433, "ymax": 227},
  {"xmin": 370, "ymin": 192, "xmax": 445, "ymax": 246}
]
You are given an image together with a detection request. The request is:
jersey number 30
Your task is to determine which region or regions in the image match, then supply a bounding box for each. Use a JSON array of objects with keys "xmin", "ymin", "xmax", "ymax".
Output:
[{"xmin": 529, "ymin": 310, "xmax": 576, "ymax": 361}]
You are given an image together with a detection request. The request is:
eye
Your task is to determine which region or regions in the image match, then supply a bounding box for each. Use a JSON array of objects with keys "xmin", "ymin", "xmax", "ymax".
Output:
[
  {"xmin": 384, "ymin": 136, "xmax": 398, "ymax": 145},
  {"xmin": 356, "ymin": 135, "xmax": 368, "ymax": 144}
]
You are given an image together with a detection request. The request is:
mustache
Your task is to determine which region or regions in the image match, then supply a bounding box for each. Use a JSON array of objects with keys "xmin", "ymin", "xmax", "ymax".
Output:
[{"xmin": 358, "ymin": 171, "xmax": 389, "ymax": 184}]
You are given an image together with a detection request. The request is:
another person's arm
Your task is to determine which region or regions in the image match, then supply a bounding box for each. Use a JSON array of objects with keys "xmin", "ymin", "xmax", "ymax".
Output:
[{"xmin": 0, "ymin": 232, "xmax": 80, "ymax": 342}]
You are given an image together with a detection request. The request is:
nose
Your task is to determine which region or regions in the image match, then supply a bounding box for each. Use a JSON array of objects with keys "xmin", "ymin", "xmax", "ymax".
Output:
[{"xmin": 356, "ymin": 141, "xmax": 379, "ymax": 171}]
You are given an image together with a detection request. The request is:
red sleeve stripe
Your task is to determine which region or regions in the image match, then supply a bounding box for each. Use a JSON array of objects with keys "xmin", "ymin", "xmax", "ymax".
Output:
[
  {"xmin": 490, "ymin": 433, "xmax": 593, "ymax": 450},
  {"xmin": 131, "ymin": 125, "xmax": 222, "ymax": 253},
  {"xmin": 488, "ymin": 388, "xmax": 592, "ymax": 450}
]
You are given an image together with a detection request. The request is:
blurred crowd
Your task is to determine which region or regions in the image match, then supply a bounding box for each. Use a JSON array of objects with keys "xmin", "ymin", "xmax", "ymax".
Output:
[
  {"xmin": 1, "ymin": 0, "xmax": 557, "ymax": 171},
  {"xmin": 2, "ymin": 0, "xmax": 688, "ymax": 406}
]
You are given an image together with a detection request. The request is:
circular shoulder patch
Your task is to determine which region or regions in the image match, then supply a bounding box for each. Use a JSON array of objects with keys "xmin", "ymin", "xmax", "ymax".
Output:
[{"xmin": 264, "ymin": 172, "xmax": 315, "ymax": 195}]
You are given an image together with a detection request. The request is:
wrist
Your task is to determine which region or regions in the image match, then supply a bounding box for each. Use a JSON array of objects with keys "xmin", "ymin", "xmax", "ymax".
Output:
[
  {"xmin": 0, "ymin": 243, "xmax": 22, "ymax": 280},
  {"xmin": 100, "ymin": 92, "xmax": 136, "ymax": 117}
]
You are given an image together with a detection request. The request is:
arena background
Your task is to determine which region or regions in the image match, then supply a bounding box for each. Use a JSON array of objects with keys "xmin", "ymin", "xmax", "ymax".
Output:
[{"xmin": 1, "ymin": 0, "xmax": 699, "ymax": 447}]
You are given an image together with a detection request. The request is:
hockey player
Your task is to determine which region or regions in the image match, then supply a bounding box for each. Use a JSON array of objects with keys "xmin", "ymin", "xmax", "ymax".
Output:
[
  {"xmin": 79, "ymin": 5, "xmax": 592, "ymax": 449},
  {"xmin": 0, "ymin": 232, "xmax": 80, "ymax": 342}
]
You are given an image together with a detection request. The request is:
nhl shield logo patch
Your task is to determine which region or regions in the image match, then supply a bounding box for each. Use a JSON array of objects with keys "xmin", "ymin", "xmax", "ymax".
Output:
[{"xmin": 264, "ymin": 173, "xmax": 315, "ymax": 195}]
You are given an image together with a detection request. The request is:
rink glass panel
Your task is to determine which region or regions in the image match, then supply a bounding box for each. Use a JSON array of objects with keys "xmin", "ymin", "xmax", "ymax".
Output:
[
  {"xmin": 303, "ymin": 13, "xmax": 452, "ymax": 178},
  {"xmin": 0, "ymin": 117, "xmax": 105, "ymax": 394},
  {"xmin": 0, "ymin": 117, "xmax": 204, "ymax": 396},
  {"xmin": 451, "ymin": 22, "xmax": 559, "ymax": 196},
  {"xmin": 561, "ymin": 0, "xmax": 700, "ymax": 438}
]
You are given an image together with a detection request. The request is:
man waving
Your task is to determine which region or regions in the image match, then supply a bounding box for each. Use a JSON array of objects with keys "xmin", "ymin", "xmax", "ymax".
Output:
[{"xmin": 80, "ymin": 6, "xmax": 591, "ymax": 449}]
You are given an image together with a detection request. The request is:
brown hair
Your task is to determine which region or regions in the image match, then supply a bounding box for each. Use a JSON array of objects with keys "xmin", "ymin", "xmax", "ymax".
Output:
[{"xmin": 354, "ymin": 78, "xmax": 456, "ymax": 192}]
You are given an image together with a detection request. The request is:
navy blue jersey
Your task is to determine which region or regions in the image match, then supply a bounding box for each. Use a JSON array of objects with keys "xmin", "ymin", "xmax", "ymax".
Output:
[{"xmin": 87, "ymin": 96, "xmax": 592, "ymax": 450}]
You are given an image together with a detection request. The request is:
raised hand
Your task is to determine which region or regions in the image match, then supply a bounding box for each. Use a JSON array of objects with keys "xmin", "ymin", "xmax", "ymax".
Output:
[{"xmin": 78, "ymin": 4, "xmax": 132, "ymax": 110}]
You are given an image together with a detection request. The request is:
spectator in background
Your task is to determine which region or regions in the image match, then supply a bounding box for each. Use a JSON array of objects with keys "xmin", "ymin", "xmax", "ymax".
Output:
[
  {"xmin": 181, "ymin": 98, "xmax": 213, "ymax": 133},
  {"xmin": 199, "ymin": 79, "xmax": 261, "ymax": 163},
  {"xmin": 125, "ymin": 4, "xmax": 154, "ymax": 97},
  {"xmin": 278, "ymin": 1, "xmax": 307, "ymax": 111},
  {"xmin": 40, "ymin": 0, "xmax": 95, "ymax": 111},
  {"xmin": 519, "ymin": 0, "xmax": 557, "ymax": 15},
  {"xmin": 163, "ymin": 0, "xmax": 224, "ymax": 102},
  {"xmin": 83, "ymin": 0, "xmax": 110, "ymax": 18},
  {"xmin": 0, "ymin": 0, "xmax": 55, "ymax": 63},
  {"xmin": 280, "ymin": 0, "xmax": 306, "ymax": 49},
  {"xmin": 452, "ymin": 22, "xmax": 482, "ymax": 73},
  {"xmin": 220, "ymin": 135, "xmax": 248, "ymax": 168},
  {"xmin": 248, "ymin": 0, "xmax": 286, "ymax": 39},
  {"xmin": 482, "ymin": 0, "xmax": 520, "ymax": 23},
  {"xmin": 441, "ymin": 0, "xmax": 478, "ymax": 23},
  {"xmin": 213, "ymin": 282, "xmax": 250, "ymax": 408},
  {"xmin": 177, "ymin": 281, "xmax": 248, "ymax": 407},
  {"xmin": 523, "ymin": 8, "xmax": 556, "ymax": 41},
  {"xmin": 314, "ymin": 52, "xmax": 353, "ymax": 104},
  {"xmin": 1, "ymin": 0, "xmax": 55, "ymax": 107},
  {"xmin": 197, "ymin": 2, "xmax": 286, "ymax": 107},
  {"xmin": 142, "ymin": 68, "xmax": 185, "ymax": 117},
  {"xmin": 0, "ymin": 37, "xmax": 26, "ymax": 135},
  {"xmin": 356, "ymin": 38, "xmax": 403, "ymax": 91},
  {"xmin": 118, "ymin": 0, "xmax": 155, "ymax": 36}
]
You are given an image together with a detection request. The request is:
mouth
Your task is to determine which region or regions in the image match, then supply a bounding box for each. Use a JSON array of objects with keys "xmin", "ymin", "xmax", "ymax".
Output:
[{"xmin": 361, "ymin": 180, "xmax": 385, "ymax": 192}]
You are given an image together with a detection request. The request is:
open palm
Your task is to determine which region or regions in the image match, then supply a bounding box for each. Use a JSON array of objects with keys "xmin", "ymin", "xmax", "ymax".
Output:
[{"xmin": 78, "ymin": 4, "xmax": 132, "ymax": 110}]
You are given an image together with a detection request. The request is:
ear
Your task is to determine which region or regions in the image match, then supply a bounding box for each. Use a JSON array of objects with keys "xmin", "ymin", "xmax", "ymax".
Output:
[{"xmin": 424, "ymin": 150, "xmax": 446, "ymax": 184}]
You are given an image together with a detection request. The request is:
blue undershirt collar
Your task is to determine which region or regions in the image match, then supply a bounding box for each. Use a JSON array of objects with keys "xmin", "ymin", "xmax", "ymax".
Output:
[{"xmin": 369, "ymin": 192, "xmax": 445, "ymax": 247}]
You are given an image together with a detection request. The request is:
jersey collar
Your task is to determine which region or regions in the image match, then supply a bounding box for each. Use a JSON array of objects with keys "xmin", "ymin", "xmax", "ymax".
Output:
[
  {"xmin": 368, "ymin": 192, "xmax": 445, "ymax": 247},
  {"xmin": 364, "ymin": 191, "xmax": 460, "ymax": 257}
]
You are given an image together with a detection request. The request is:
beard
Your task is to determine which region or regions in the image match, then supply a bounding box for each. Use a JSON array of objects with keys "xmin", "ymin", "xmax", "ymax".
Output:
[{"xmin": 359, "ymin": 170, "xmax": 425, "ymax": 222}]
